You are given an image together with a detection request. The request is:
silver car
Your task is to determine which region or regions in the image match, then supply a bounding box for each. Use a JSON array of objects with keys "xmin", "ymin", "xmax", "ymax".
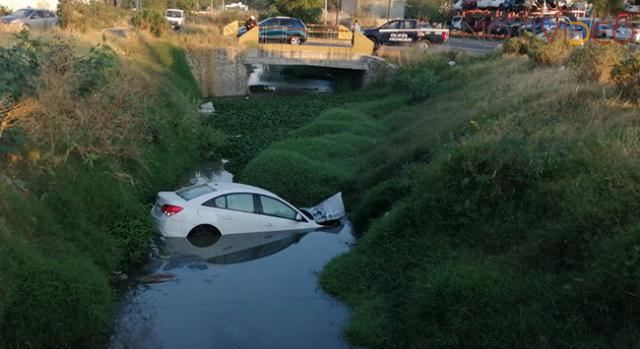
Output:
[{"xmin": 0, "ymin": 8, "xmax": 58, "ymax": 30}]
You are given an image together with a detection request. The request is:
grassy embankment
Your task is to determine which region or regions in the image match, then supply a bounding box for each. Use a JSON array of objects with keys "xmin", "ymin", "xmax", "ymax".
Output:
[
  {"xmin": 239, "ymin": 46, "xmax": 640, "ymax": 348},
  {"xmin": 0, "ymin": 30, "xmax": 218, "ymax": 347}
]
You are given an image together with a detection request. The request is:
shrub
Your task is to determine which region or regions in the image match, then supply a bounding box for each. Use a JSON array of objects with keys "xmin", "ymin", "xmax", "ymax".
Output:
[
  {"xmin": 0, "ymin": 5, "xmax": 11, "ymax": 16},
  {"xmin": 394, "ymin": 68, "xmax": 440, "ymax": 102},
  {"xmin": 612, "ymin": 51, "xmax": 640, "ymax": 102},
  {"xmin": 569, "ymin": 42, "xmax": 627, "ymax": 84},
  {"xmin": 57, "ymin": 0, "xmax": 129, "ymax": 31},
  {"xmin": 131, "ymin": 10, "xmax": 168, "ymax": 37},
  {"xmin": 528, "ymin": 36, "xmax": 572, "ymax": 65},
  {"xmin": 502, "ymin": 32, "xmax": 544, "ymax": 56}
]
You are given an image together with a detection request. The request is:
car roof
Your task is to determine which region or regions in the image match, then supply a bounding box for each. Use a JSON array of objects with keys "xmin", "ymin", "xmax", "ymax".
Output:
[
  {"xmin": 166, "ymin": 8, "xmax": 184, "ymax": 11},
  {"xmin": 204, "ymin": 182, "xmax": 278, "ymax": 197}
]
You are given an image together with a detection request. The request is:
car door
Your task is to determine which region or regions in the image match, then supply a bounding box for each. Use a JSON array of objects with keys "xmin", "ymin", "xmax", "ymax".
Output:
[
  {"xmin": 378, "ymin": 20, "xmax": 401, "ymax": 43},
  {"xmin": 29, "ymin": 11, "xmax": 46, "ymax": 29},
  {"xmin": 257, "ymin": 195, "xmax": 309, "ymax": 233},
  {"xmin": 199, "ymin": 193, "xmax": 264, "ymax": 235},
  {"xmin": 259, "ymin": 18, "xmax": 276, "ymax": 43}
]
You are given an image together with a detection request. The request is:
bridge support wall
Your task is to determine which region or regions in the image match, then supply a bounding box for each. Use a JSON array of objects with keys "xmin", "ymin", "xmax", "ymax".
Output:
[{"xmin": 187, "ymin": 47, "xmax": 249, "ymax": 97}]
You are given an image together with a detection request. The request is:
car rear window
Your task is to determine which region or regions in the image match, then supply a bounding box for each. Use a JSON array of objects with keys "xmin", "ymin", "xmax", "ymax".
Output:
[{"xmin": 176, "ymin": 184, "xmax": 215, "ymax": 201}]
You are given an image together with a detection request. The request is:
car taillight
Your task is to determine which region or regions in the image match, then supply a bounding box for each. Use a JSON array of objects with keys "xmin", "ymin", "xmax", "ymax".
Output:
[{"xmin": 161, "ymin": 204, "xmax": 183, "ymax": 217}]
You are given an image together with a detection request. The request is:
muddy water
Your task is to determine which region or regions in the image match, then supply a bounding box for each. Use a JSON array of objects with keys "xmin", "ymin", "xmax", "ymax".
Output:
[{"xmin": 109, "ymin": 223, "xmax": 355, "ymax": 349}]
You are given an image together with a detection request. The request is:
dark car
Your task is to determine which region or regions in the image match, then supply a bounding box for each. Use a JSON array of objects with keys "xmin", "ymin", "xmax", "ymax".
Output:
[
  {"xmin": 239, "ymin": 16, "xmax": 307, "ymax": 45},
  {"xmin": 363, "ymin": 19, "xmax": 449, "ymax": 49}
]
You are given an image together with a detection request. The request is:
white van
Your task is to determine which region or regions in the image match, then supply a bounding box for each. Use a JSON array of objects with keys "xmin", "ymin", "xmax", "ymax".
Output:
[{"xmin": 165, "ymin": 9, "xmax": 184, "ymax": 29}]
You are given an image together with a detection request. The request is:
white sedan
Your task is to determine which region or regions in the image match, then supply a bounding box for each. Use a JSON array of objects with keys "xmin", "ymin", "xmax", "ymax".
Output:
[{"xmin": 151, "ymin": 182, "xmax": 322, "ymax": 238}]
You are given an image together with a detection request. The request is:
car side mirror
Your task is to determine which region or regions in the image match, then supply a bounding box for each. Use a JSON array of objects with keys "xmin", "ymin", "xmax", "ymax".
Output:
[{"xmin": 295, "ymin": 213, "xmax": 304, "ymax": 222}]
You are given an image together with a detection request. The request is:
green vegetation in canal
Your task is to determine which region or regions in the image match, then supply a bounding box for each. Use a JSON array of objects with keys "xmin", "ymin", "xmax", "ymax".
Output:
[
  {"xmin": 239, "ymin": 50, "xmax": 640, "ymax": 348},
  {"xmin": 0, "ymin": 33, "xmax": 223, "ymax": 348},
  {"xmin": 209, "ymin": 89, "xmax": 390, "ymax": 174}
]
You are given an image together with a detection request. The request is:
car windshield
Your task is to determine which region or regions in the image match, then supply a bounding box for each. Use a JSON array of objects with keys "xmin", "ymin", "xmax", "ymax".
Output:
[
  {"xmin": 176, "ymin": 184, "xmax": 215, "ymax": 200},
  {"xmin": 12, "ymin": 9, "xmax": 33, "ymax": 18},
  {"xmin": 166, "ymin": 10, "xmax": 182, "ymax": 18}
]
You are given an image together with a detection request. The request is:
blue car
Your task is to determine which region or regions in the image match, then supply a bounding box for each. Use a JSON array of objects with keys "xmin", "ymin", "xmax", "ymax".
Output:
[{"xmin": 238, "ymin": 16, "xmax": 308, "ymax": 45}]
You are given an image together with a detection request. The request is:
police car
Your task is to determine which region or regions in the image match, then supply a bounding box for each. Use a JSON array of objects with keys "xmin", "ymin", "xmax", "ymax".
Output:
[{"xmin": 363, "ymin": 19, "xmax": 450, "ymax": 49}]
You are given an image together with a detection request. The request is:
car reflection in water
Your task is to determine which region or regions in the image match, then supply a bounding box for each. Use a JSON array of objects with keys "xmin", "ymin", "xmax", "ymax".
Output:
[{"xmin": 160, "ymin": 230, "xmax": 313, "ymax": 265}]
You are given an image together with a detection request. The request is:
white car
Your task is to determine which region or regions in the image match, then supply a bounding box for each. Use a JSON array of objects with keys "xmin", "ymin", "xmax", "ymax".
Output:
[
  {"xmin": 0, "ymin": 8, "xmax": 58, "ymax": 30},
  {"xmin": 477, "ymin": 0, "xmax": 493, "ymax": 7},
  {"xmin": 453, "ymin": 0, "xmax": 464, "ymax": 10},
  {"xmin": 625, "ymin": 0, "xmax": 640, "ymax": 12},
  {"xmin": 165, "ymin": 8, "xmax": 184, "ymax": 29},
  {"xmin": 151, "ymin": 182, "xmax": 322, "ymax": 238}
]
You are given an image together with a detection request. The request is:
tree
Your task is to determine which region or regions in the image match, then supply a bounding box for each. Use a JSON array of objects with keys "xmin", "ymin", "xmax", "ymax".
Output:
[
  {"xmin": 270, "ymin": 0, "xmax": 323, "ymax": 23},
  {"xmin": 406, "ymin": 0, "xmax": 450, "ymax": 23}
]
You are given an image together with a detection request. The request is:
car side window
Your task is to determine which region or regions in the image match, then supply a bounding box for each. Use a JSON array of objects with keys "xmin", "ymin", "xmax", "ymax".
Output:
[
  {"xmin": 203, "ymin": 196, "xmax": 227, "ymax": 208},
  {"xmin": 260, "ymin": 195, "xmax": 297, "ymax": 220},
  {"xmin": 226, "ymin": 194, "xmax": 255, "ymax": 213},
  {"xmin": 31, "ymin": 11, "xmax": 42, "ymax": 19},
  {"xmin": 382, "ymin": 21, "xmax": 400, "ymax": 30},
  {"xmin": 261, "ymin": 19, "xmax": 274, "ymax": 27},
  {"xmin": 403, "ymin": 21, "xmax": 417, "ymax": 29}
]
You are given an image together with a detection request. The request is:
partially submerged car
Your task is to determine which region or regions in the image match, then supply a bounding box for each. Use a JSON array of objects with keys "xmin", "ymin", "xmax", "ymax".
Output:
[
  {"xmin": 0, "ymin": 8, "xmax": 57, "ymax": 30},
  {"xmin": 152, "ymin": 182, "xmax": 333, "ymax": 238}
]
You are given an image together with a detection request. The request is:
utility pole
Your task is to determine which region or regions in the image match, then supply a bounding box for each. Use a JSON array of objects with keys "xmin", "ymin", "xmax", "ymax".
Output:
[
  {"xmin": 324, "ymin": 0, "xmax": 328, "ymax": 24},
  {"xmin": 335, "ymin": 0, "xmax": 340, "ymax": 26},
  {"xmin": 387, "ymin": 0, "xmax": 391, "ymax": 21}
]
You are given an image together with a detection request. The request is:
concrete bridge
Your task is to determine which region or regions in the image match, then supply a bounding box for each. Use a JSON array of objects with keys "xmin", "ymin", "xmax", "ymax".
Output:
[{"xmin": 187, "ymin": 26, "xmax": 395, "ymax": 96}]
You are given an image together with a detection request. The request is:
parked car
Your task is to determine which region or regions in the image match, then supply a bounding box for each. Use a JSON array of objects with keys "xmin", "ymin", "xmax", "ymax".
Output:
[
  {"xmin": 165, "ymin": 9, "xmax": 184, "ymax": 29},
  {"xmin": 0, "ymin": 8, "xmax": 57, "ymax": 30},
  {"xmin": 596, "ymin": 23, "xmax": 613, "ymax": 38},
  {"xmin": 363, "ymin": 19, "xmax": 449, "ymax": 49},
  {"xmin": 625, "ymin": 0, "xmax": 640, "ymax": 13},
  {"xmin": 238, "ymin": 16, "xmax": 307, "ymax": 45},
  {"xmin": 151, "ymin": 182, "xmax": 322, "ymax": 238},
  {"xmin": 615, "ymin": 23, "xmax": 640, "ymax": 43},
  {"xmin": 462, "ymin": 0, "xmax": 478, "ymax": 9},
  {"xmin": 450, "ymin": 15, "xmax": 464, "ymax": 30},
  {"xmin": 477, "ymin": 0, "xmax": 493, "ymax": 8}
]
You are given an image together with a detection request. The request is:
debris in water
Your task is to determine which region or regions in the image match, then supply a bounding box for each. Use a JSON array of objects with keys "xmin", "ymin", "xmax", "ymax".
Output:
[
  {"xmin": 199, "ymin": 102, "xmax": 215, "ymax": 115},
  {"xmin": 139, "ymin": 273, "xmax": 177, "ymax": 284}
]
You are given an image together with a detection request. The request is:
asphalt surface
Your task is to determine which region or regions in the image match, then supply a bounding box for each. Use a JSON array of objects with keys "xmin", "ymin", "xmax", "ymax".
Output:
[{"xmin": 445, "ymin": 37, "xmax": 503, "ymax": 55}]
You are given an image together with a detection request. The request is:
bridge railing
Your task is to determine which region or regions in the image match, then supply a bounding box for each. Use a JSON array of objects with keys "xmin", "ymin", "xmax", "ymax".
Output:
[{"xmin": 236, "ymin": 25, "xmax": 375, "ymax": 55}]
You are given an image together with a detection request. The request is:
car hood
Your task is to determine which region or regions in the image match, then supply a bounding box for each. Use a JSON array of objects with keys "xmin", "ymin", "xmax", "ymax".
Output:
[
  {"xmin": 1, "ymin": 15, "xmax": 21, "ymax": 23},
  {"xmin": 362, "ymin": 28, "xmax": 377, "ymax": 35}
]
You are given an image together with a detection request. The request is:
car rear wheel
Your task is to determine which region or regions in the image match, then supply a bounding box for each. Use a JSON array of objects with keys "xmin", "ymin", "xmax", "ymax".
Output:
[
  {"xmin": 289, "ymin": 35, "xmax": 302, "ymax": 45},
  {"xmin": 187, "ymin": 225, "xmax": 221, "ymax": 247}
]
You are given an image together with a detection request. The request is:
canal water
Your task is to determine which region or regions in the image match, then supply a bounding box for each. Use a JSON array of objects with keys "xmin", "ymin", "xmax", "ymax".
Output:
[{"xmin": 109, "ymin": 167, "xmax": 356, "ymax": 349}]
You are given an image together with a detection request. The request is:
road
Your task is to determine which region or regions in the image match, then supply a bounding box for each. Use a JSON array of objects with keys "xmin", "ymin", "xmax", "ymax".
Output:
[{"xmin": 445, "ymin": 37, "xmax": 503, "ymax": 55}]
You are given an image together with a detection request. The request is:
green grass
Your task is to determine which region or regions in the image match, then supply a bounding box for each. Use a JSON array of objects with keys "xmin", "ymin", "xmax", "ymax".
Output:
[
  {"xmin": 0, "ymin": 37, "xmax": 212, "ymax": 347},
  {"xmin": 223, "ymin": 52, "xmax": 640, "ymax": 348}
]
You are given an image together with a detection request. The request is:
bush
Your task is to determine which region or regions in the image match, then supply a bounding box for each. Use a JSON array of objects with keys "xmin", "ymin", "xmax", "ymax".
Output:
[
  {"xmin": 527, "ymin": 36, "xmax": 573, "ymax": 65},
  {"xmin": 394, "ymin": 68, "xmax": 441, "ymax": 102},
  {"xmin": 612, "ymin": 51, "xmax": 640, "ymax": 102},
  {"xmin": 569, "ymin": 43, "xmax": 627, "ymax": 84},
  {"xmin": 502, "ymin": 32, "xmax": 544, "ymax": 56},
  {"xmin": 131, "ymin": 10, "xmax": 169, "ymax": 37},
  {"xmin": 0, "ymin": 5, "xmax": 11, "ymax": 16},
  {"xmin": 57, "ymin": 0, "xmax": 129, "ymax": 31}
]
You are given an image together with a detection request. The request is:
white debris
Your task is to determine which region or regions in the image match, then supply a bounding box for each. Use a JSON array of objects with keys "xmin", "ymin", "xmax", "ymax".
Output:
[
  {"xmin": 199, "ymin": 101, "xmax": 215, "ymax": 115},
  {"xmin": 448, "ymin": 61, "xmax": 456, "ymax": 66}
]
